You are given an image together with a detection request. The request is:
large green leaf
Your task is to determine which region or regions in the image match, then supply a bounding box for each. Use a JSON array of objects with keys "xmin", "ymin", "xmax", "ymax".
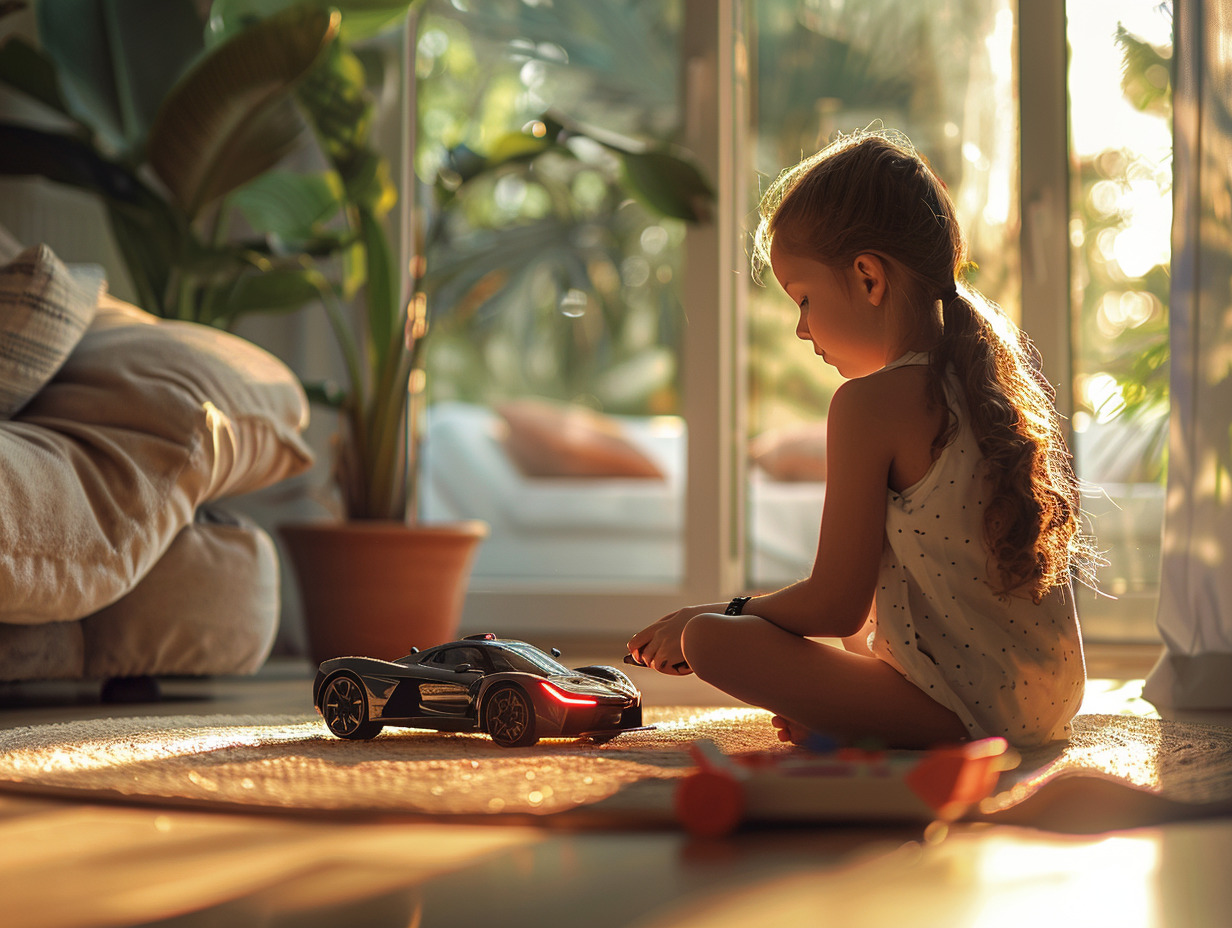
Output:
[
  {"xmin": 619, "ymin": 148, "xmax": 714, "ymax": 223},
  {"xmin": 37, "ymin": 0, "xmax": 204, "ymax": 155},
  {"xmin": 0, "ymin": 123, "xmax": 146, "ymax": 202},
  {"xmin": 147, "ymin": 4, "xmax": 339, "ymax": 220},
  {"xmin": 231, "ymin": 170, "xmax": 346, "ymax": 244},
  {"xmin": 216, "ymin": 266, "xmax": 329, "ymax": 322}
]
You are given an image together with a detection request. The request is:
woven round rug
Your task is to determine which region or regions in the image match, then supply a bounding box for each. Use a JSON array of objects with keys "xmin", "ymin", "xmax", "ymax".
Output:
[
  {"xmin": 1, "ymin": 708, "xmax": 1230, "ymax": 831},
  {"xmin": 0, "ymin": 706, "xmax": 781, "ymax": 823}
]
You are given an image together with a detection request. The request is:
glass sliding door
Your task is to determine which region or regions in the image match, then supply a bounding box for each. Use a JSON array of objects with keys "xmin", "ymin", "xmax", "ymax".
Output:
[
  {"xmin": 1066, "ymin": 1, "xmax": 1172, "ymax": 640},
  {"xmin": 409, "ymin": 0, "xmax": 1175, "ymax": 646}
]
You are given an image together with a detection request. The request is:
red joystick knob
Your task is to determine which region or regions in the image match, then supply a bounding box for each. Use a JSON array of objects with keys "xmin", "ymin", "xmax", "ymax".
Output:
[{"xmin": 674, "ymin": 768, "xmax": 745, "ymax": 838}]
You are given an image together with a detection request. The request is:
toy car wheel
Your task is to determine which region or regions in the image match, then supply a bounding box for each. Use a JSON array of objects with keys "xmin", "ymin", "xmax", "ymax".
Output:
[
  {"xmin": 320, "ymin": 672, "xmax": 383, "ymax": 740},
  {"xmin": 483, "ymin": 684, "xmax": 538, "ymax": 747}
]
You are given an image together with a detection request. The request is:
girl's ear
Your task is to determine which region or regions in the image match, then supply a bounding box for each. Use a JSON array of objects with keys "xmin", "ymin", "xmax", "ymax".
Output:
[{"xmin": 852, "ymin": 253, "xmax": 888, "ymax": 307}]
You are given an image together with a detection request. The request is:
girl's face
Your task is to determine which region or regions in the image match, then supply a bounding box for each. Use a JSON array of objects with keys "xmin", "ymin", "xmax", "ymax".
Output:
[{"xmin": 770, "ymin": 242, "xmax": 889, "ymax": 379}]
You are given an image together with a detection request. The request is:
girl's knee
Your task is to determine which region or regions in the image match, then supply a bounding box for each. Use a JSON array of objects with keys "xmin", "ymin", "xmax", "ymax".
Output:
[{"xmin": 681, "ymin": 612, "xmax": 733, "ymax": 682}]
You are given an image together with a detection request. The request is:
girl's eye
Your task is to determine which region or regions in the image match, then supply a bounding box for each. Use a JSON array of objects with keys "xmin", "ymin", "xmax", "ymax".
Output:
[{"xmin": 799, "ymin": 297, "xmax": 809, "ymax": 309}]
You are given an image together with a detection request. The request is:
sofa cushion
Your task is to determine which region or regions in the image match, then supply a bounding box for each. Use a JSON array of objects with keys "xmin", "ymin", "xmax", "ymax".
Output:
[
  {"xmin": 82, "ymin": 508, "xmax": 279, "ymax": 679},
  {"xmin": 0, "ymin": 244, "xmax": 103, "ymax": 418},
  {"xmin": 0, "ymin": 620, "xmax": 84, "ymax": 682},
  {"xmin": 0, "ymin": 296, "xmax": 313, "ymax": 624}
]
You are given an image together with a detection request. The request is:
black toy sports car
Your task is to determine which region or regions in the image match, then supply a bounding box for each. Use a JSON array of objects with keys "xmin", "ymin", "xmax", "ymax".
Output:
[{"xmin": 313, "ymin": 634, "xmax": 644, "ymax": 747}]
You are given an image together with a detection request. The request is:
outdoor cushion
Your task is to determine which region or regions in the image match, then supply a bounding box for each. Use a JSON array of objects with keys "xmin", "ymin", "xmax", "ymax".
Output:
[{"xmin": 497, "ymin": 398, "xmax": 665, "ymax": 479}]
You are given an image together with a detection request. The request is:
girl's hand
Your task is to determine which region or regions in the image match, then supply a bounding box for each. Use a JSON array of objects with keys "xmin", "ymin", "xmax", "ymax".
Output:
[{"xmin": 626, "ymin": 603, "xmax": 726, "ymax": 675}]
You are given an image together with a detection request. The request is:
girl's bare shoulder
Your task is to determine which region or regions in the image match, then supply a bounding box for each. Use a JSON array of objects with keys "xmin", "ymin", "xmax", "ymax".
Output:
[
  {"xmin": 837, "ymin": 363, "xmax": 936, "ymax": 424},
  {"xmin": 836, "ymin": 365, "xmax": 946, "ymax": 490}
]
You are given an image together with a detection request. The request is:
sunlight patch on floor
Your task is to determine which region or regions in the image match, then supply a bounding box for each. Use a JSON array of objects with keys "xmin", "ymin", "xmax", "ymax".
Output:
[{"xmin": 1080, "ymin": 678, "xmax": 1158, "ymax": 717}]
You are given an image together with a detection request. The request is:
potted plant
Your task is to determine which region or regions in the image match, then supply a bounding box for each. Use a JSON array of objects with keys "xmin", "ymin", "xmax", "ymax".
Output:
[{"xmin": 0, "ymin": 0, "xmax": 712, "ymax": 661}]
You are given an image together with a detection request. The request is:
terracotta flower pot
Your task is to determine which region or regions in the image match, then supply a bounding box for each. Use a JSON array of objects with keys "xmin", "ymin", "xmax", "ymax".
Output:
[{"xmin": 279, "ymin": 520, "xmax": 488, "ymax": 665}]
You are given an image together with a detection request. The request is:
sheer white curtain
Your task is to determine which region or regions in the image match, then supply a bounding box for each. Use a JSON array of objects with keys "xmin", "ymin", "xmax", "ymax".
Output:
[{"xmin": 1143, "ymin": 0, "xmax": 1232, "ymax": 709}]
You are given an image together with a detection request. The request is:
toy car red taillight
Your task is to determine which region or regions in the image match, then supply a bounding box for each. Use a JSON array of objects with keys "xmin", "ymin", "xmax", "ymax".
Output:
[{"xmin": 540, "ymin": 681, "xmax": 599, "ymax": 706}]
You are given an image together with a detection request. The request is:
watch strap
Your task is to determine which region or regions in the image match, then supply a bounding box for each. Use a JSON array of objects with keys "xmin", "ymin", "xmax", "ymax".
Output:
[{"xmin": 724, "ymin": 595, "xmax": 752, "ymax": 616}]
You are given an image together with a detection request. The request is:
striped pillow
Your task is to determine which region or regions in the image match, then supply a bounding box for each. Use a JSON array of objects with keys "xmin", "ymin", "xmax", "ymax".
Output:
[{"xmin": 0, "ymin": 244, "xmax": 103, "ymax": 418}]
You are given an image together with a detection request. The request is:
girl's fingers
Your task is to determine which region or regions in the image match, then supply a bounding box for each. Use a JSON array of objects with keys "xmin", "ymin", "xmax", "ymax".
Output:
[
  {"xmin": 626, "ymin": 626, "xmax": 656, "ymax": 655},
  {"xmin": 629, "ymin": 609, "xmax": 694, "ymax": 672},
  {"xmin": 629, "ymin": 614, "xmax": 677, "ymax": 657},
  {"xmin": 637, "ymin": 636, "xmax": 662, "ymax": 668}
]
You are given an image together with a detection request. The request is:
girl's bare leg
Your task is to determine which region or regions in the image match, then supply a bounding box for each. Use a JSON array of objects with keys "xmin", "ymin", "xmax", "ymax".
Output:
[
  {"xmin": 763, "ymin": 605, "xmax": 875, "ymax": 743},
  {"xmin": 840, "ymin": 601, "xmax": 877, "ymax": 658},
  {"xmin": 681, "ymin": 612, "xmax": 968, "ymax": 749}
]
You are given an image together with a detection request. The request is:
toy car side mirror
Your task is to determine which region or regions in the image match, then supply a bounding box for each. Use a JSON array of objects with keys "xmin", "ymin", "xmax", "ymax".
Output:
[
  {"xmin": 454, "ymin": 663, "xmax": 473, "ymax": 673},
  {"xmin": 551, "ymin": 648, "xmax": 561, "ymax": 658}
]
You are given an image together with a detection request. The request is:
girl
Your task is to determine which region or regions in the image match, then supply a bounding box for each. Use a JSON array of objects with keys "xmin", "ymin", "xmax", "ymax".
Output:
[{"xmin": 627, "ymin": 129, "xmax": 1091, "ymax": 750}]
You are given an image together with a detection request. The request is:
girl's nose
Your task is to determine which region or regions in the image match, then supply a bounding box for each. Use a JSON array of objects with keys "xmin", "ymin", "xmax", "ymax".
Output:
[{"xmin": 795, "ymin": 312, "xmax": 810, "ymax": 341}]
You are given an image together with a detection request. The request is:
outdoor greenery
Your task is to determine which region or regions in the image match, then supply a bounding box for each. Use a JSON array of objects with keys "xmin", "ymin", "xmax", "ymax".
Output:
[
  {"xmin": 413, "ymin": 0, "xmax": 695, "ymax": 417},
  {"xmin": 1070, "ymin": 23, "xmax": 1173, "ymax": 484}
]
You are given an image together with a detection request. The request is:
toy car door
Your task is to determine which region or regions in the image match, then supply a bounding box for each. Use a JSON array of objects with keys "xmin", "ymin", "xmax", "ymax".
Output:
[{"xmin": 416, "ymin": 645, "xmax": 486, "ymax": 717}]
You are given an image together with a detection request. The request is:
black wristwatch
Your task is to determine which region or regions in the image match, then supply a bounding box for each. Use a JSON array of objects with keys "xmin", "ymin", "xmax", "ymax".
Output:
[{"xmin": 724, "ymin": 595, "xmax": 752, "ymax": 616}]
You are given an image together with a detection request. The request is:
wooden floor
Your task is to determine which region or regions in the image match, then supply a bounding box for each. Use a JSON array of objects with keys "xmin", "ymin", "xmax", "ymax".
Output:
[{"xmin": 2, "ymin": 641, "xmax": 1231, "ymax": 928}]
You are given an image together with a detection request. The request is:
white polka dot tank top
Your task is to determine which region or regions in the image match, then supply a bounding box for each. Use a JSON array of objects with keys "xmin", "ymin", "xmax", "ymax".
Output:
[{"xmin": 868, "ymin": 353, "xmax": 1085, "ymax": 748}]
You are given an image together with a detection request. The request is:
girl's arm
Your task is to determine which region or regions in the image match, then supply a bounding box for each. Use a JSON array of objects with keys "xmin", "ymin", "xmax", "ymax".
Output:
[
  {"xmin": 627, "ymin": 376, "xmax": 898, "ymax": 670},
  {"xmin": 736, "ymin": 377, "xmax": 895, "ymax": 639}
]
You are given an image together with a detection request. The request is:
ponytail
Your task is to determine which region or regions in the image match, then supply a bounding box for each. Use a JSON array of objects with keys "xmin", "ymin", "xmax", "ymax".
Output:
[{"xmin": 929, "ymin": 288, "xmax": 1082, "ymax": 602}]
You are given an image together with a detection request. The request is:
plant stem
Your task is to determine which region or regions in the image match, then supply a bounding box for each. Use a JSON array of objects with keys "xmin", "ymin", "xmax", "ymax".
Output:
[
  {"xmin": 316, "ymin": 279, "xmax": 370, "ymax": 514},
  {"xmin": 317, "ymin": 282, "xmax": 367, "ymax": 417}
]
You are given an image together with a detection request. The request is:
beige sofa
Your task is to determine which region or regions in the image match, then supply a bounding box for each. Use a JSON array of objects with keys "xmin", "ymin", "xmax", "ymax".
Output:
[{"xmin": 0, "ymin": 230, "xmax": 313, "ymax": 686}]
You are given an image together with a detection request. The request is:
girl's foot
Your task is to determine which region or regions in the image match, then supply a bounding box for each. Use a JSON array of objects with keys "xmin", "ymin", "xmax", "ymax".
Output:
[{"xmin": 770, "ymin": 715, "xmax": 811, "ymax": 745}]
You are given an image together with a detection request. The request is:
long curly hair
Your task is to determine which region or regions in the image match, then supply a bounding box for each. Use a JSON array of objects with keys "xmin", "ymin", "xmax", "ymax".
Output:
[{"xmin": 752, "ymin": 128, "xmax": 1092, "ymax": 601}]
